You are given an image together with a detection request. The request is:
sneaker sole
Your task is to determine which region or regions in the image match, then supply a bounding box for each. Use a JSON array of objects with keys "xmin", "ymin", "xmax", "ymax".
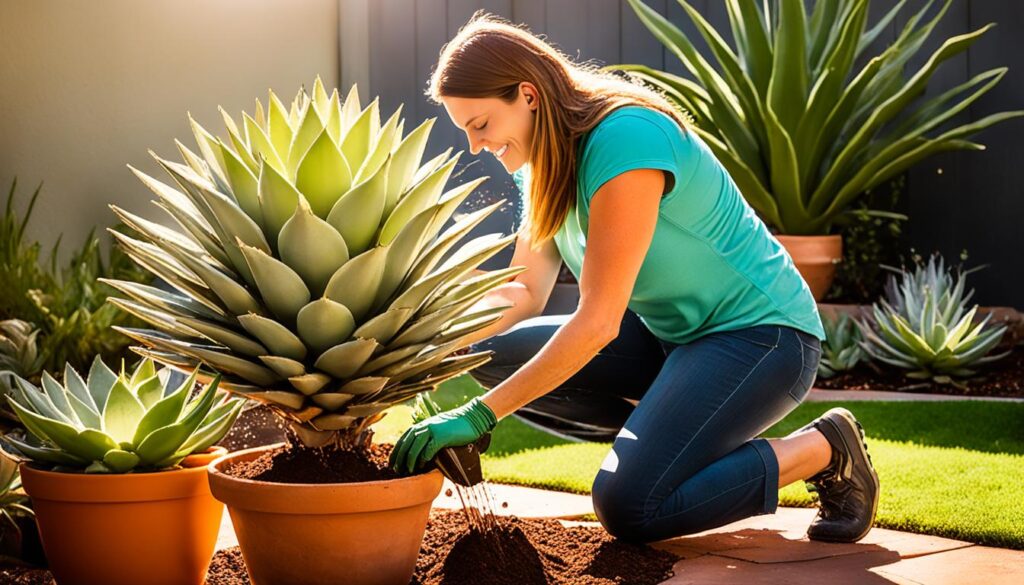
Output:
[{"xmin": 812, "ymin": 408, "xmax": 880, "ymax": 543}]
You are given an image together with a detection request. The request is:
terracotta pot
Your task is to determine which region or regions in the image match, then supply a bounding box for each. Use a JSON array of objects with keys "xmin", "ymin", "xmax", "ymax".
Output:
[
  {"xmin": 776, "ymin": 234, "xmax": 843, "ymax": 301},
  {"xmin": 19, "ymin": 461, "xmax": 224, "ymax": 585},
  {"xmin": 208, "ymin": 444, "xmax": 443, "ymax": 585}
]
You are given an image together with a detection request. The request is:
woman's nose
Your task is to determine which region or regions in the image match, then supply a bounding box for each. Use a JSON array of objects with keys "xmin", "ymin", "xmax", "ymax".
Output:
[{"xmin": 467, "ymin": 132, "xmax": 486, "ymax": 156}]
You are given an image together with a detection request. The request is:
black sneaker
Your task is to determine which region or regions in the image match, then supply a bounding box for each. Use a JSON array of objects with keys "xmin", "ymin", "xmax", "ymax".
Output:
[{"xmin": 799, "ymin": 407, "xmax": 880, "ymax": 543}]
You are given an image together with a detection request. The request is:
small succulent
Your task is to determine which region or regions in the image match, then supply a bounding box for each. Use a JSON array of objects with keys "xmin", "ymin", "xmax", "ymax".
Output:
[
  {"xmin": 857, "ymin": 254, "xmax": 1008, "ymax": 385},
  {"xmin": 818, "ymin": 312, "xmax": 864, "ymax": 378},
  {"xmin": 1, "ymin": 357, "xmax": 242, "ymax": 473},
  {"xmin": 0, "ymin": 320, "xmax": 45, "ymax": 381},
  {"xmin": 0, "ymin": 453, "xmax": 32, "ymax": 547}
]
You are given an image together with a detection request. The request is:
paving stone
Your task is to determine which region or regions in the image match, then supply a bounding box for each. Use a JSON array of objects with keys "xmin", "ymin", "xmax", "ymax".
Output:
[
  {"xmin": 872, "ymin": 544, "xmax": 1024, "ymax": 585},
  {"xmin": 660, "ymin": 549, "xmax": 910, "ymax": 585},
  {"xmin": 432, "ymin": 478, "xmax": 595, "ymax": 519}
]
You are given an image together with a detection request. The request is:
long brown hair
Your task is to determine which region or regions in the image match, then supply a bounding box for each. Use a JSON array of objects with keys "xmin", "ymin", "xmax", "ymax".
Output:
[{"xmin": 427, "ymin": 11, "xmax": 691, "ymax": 249}]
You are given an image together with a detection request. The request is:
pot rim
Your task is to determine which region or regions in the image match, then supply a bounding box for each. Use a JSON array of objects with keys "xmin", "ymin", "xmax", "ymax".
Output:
[
  {"xmin": 19, "ymin": 460, "xmax": 212, "ymax": 503},
  {"xmin": 207, "ymin": 443, "xmax": 444, "ymax": 515}
]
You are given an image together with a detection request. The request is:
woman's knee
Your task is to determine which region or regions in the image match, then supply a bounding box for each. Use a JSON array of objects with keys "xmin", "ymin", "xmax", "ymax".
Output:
[{"xmin": 591, "ymin": 473, "xmax": 654, "ymax": 543}]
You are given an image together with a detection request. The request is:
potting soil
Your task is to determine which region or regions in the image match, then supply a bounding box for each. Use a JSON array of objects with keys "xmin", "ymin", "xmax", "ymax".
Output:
[
  {"xmin": 224, "ymin": 442, "xmax": 402, "ymax": 483},
  {"xmin": 203, "ymin": 511, "xmax": 679, "ymax": 585}
]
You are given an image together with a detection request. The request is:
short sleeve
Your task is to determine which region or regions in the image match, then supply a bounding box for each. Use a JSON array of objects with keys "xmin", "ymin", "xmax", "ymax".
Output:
[
  {"xmin": 578, "ymin": 110, "xmax": 680, "ymax": 208},
  {"xmin": 511, "ymin": 166, "xmax": 530, "ymax": 231}
]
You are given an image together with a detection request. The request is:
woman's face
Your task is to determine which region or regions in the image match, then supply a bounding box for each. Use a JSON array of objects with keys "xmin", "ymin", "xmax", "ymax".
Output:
[{"xmin": 441, "ymin": 82, "xmax": 537, "ymax": 173}]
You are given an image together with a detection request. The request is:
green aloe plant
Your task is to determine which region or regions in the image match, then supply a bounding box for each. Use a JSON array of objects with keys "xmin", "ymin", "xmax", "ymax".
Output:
[
  {"xmin": 0, "ymin": 357, "xmax": 242, "ymax": 473},
  {"xmin": 105, "ymin": 78, "xmax": 519, "ymax": 448},
  {"xmin": 819, "ymin": 312, "xmax": 865, "ymax": 378},
  {"xmin": 856, "ymin": 255, "xmax": 1008, "ymax": 385},
  {"xmin": 615, "ymin": 0, "xmax": 1024, "ymax": 234}
]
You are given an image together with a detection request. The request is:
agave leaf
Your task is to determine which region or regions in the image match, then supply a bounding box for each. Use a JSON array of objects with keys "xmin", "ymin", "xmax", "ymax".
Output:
[
  {"xmin": 135, "ymin": 375, "xmax": 165, "ymax": 410},
  {"xmin": 170, "ymin": 250, "xmax": 264, "ymax": 316},
  {"xmin": 402, "ymin": 199, "xmax": 506, "ymax": 287},
  {"xmin": 325, "ymin": 88, "xmax": 344, "ymax": 144},
  {"xmin": 279, "ymin": 196, "xmax": 350, "ymax": 296},
  {"xmin": 310, "ymin": 413, "xmax": 357, "ymax": 431},
  {"xmin": 314, "ymin": 338, "xmax": 379, "ymax": 378},
  {"xmin": 323, "ymin": 245, "xmax": 389, "ymax": 322},
  {"xmin": 217, "ymin": 139, "xmax": 264, "ymax": 227},
  {"xmin": 340, "ymin": 376, "xmax": 389, "ymax": 396},
  {"xmin": 352, "ymin": 307, "xmax": 414, "ymax": 346},
  {"xmin": 310, "ymin": 392, "xmax": 355, "ymax": 410},
  {"xmin": 176, "ymin": 316, "xmax": 265, "ymax": 357},
  {"xmin": 259, "ymin": 355, "xmax": 307, "ymax": 378},
  {"xmin": 188, "ymin": 114, "xmax": 229, "ymax": 186},
  {"xmin": 288, "ymin": 97, "xmax": 328, "ymax": 174},
  {"xmin": 2, "ymin": 435, "xmax": 88, "ymax": 466},
  {"xmin": 39, "ymin": 372, "xmax": 75, "ymax": 425},
  {"xmin": 356, "ymin": 343, "xmax": 429, "ymax": 376},
  {"xmin": 102, "ymin": 278, "xmax": 230, "ymax": 324},
  {"xmin": 267, "ymin": 91, "xmax": 294, "ymax": 160},
  {"xmin": 102, "ymin": 377, "xmax": 147, "ymax": 444},
  {"xmin": 87, "ymin": 356, "xmax": 117, "ymax": 412},
  {"xmin": 170, "ymin": 399, "xmax": 243, "ymax": 459},
  {"xmin": 340, "ymin": 98, "xmax": 380, "ymax": 175},
  {"xmin": 232, "ymin": 388, "xmax": 305, "ymax": 410},
  {"xmin": 258, "ymin": 159, "xmax": 303, "ymax": 243},
  {"xmin": 131, "ymin": 368, "xmax": 197, "ymax": 446},
  {"xmin": 385, "ymin": 117, "xmax": 435, "ymax": 215},
  {"xmin": 244, "ymin": 112, "xmax": 286, "ymax": 174},
  {"xmin": 340, "ymin": 84, "xmax": 362, "ymax": 135},
  {"xmin": 238, "ymin": 314, "xmax": 308, "ymax": 361},
  {"xmin": 239, "ymin": 241, "xmax": 310, "ymax": 323},
  {"xmin": 378, "ymin": 154, "xmax": 460, "ymax": 246},
  {"xmin": 326, "ymin": 158, "xmax": 390, "ymax": 256},
  {"xmin": 295, "ymin": 129, "xmax": 353, "ymax": 217},
  {"xmin": 289, "ymin": 373, "xmax": 331, "ymax": 396},
  {"xmin": 295, "ymin": 298, "xmax": 356, "ymax": 354},
  {"xmin": 134, "ymin": 421, "xmax": 191, "ymax": 466},
  {"xmin": 102, "ymin": 449, "xmax": 141, "ymax": 472},
  {"xmin": 356, "ymin": 105, "xmax": 403, "ymax": 183}
]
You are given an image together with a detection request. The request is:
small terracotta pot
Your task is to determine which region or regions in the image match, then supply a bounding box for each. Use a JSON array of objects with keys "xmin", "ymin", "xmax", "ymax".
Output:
[
  {"xmin": 19, "ymin": 460, "xmax": 224, "ymax": 585},
  {"xmin": 208, "ymin": 444, "xmax": 443, "ymax": 585},
  {"xmin": 776, "ymin": 234, "xmax": 843, "ymax": 301},
  {"xmin": 181, "ymin": 445, "xmax": 228, "ymax": 468}
]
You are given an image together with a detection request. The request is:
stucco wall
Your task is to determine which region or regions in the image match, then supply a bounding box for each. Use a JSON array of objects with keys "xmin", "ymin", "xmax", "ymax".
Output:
[{"xmin": 0, "ymin": 0, "xmax": 340, "ymax": 252}]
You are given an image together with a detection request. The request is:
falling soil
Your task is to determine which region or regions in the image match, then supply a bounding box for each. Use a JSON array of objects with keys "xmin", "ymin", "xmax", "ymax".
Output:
[
  {"xmin": 215, "ymin": 404, "xmax": 289, "ymax": 452},
  {"xmin": 201, "ymin": 510, "xmax": 678, "ymax": 585},
  {"xmin": 224, "ymin": 441, "xmax": 400, "ymax": 484},
  {"xmin": 816, "ymin": 345, "xmax": 1024, "ymax": 398}
]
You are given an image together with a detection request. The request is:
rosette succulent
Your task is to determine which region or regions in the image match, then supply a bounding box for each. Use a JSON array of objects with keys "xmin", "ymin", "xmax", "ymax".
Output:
[
  {"xmin": 1, "ymin": 357, "xmax": 241, "ymax": 472},
  {"xmin": 818, "ymin": 312, "xmax": 865, "ymax": 378},
  {"xmin": 105, "ymin": 77, "xmax": 519, "ymax": 447},
  {"xmin": 857, "ymin": 255, "xmax": 1009, "ymax": 384}
]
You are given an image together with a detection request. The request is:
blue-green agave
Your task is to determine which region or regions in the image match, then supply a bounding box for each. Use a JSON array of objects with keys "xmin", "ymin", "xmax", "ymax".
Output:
[
  {"xmin": 1, "ymin": 357, "xmax": 242, "ymax": 473},
  {"xmin": 857, "ymin": 255, "xmax": 1009, "ymax": 384},
  {"xmin": 819, "ymin": 312, "xmax": 865, "ymax": 378},
  {"xmin": 616, "ymin": 0, "xmax": 1024, "ymax": 235}
]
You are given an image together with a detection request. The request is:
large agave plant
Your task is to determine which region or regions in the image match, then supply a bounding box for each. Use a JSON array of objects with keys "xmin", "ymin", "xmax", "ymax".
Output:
[
  {"xmin": 105, "ymin": 78, "xmax": 520, "ymax": 447},
  {"xmin": 857, "ymin": 255, "xmax": 1009, "ymax": 384},
  {"xmin": 615, "ymin": 0, "xmax": 1024, "ymax": 234},
  {"xmin": 1, "ymin": 358, "xmax": 242, "ymax": 473}
]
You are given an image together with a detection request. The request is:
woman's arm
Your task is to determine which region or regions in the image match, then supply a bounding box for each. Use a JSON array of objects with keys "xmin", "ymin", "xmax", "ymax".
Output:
[
  {"xmin": 480, "ymin": 168, "xmax": 665, "ymax": 419},
  {"xmin": 456, "ymin": 229, "xmax": 563, "ymax": 348}
]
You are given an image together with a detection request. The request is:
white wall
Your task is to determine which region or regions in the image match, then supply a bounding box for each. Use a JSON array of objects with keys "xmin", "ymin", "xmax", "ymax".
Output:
[{"xmin": 0, "ymin": 0, "xmax": 340, "ymax": 252}]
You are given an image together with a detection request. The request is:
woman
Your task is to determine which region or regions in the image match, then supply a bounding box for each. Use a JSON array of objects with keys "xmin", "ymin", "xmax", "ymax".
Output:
[{"xmin": 390, "ymin": 13, "xmax": 879, "ymax": 544}]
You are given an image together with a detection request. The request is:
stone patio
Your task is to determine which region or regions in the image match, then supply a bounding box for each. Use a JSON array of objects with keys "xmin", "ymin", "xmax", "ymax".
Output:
[{"xmin": 215, "ymin": 480, "xmax": 1024, "ymax": 584}]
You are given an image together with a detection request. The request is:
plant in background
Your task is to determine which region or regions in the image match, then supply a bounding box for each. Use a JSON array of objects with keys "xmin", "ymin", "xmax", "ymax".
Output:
[
  {"xmin": 819, "ymin": 312, "xmax": 866, "ymax": 379},
  {"xmin": 615, "ymin": 0, "xmax": 1024, "ymax": 234},
  {"xmin": 0, "ymin": 453, "xmax": 32, "ymax": 555},
  {"xmin": 0, "ymin": 321, "xmax": 44, "ymax": 382},
  {"xmin": 0, "ymin": 357, "xmax": 242, "ymax": 473},
  {"xmin": 0, "ymin": 180, "xmax": 150, "ymax": 376},
  {"xmin": 856, "ymin": 254, "xmax": 1008, "ymax": 385},
  {"xmin": 106, "ymin": 78, "xmax": 520, "ymax": 448}
]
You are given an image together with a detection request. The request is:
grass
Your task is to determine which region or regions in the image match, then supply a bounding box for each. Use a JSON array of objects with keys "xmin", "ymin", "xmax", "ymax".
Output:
[{"xmin": 375, "ymin": 375, "xmax": 1024, "ymax": 550}]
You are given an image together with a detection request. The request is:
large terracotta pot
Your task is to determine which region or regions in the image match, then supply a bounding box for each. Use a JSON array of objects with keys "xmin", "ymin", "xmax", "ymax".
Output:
[
  {"xmin": 776, "ymin": 234, "xmax": 843, "ymax": 301},
  {"xmin": 19, "ymin": 448, "xmax": 226, "ymax": 585},
  {"xmin": 207, "ymin": 444, "xmax": 443, "ymax": 585}
]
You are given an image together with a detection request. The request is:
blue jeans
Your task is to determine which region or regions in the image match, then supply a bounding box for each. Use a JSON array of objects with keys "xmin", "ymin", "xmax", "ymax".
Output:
[{"xmin": 469, "ymin": 310, "xmax": 821, "ymax": 543}]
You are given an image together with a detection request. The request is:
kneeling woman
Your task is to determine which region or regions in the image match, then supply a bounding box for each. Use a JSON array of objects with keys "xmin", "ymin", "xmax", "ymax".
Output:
[{"xmin": 391, "ymin": 14, "xmax": 879, "ymax": 544}]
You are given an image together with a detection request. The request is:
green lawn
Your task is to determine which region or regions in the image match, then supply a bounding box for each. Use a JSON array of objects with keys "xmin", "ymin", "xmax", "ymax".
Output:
[{"xmin": 376, "ymin": 375, "xmax": 1024, "ymax": 550}]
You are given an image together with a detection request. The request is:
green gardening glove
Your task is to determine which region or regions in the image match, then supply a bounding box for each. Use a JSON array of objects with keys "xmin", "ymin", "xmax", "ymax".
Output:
[{"xmin": 389, "ymin": 397, "xmax": 498, "ymax": 474}]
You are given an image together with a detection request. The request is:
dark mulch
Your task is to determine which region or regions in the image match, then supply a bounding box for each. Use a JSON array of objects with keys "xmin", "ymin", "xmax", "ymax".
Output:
[
  {"xmin": 224, "ymin": 442, "xmax": 400, "ymax": 484},
  {"xmin": 0, "ymin": 566, "xmax": 53, "ymax": 585},
  {"xmin": 816, "ymin": 345, "xmax": 1024, "ymax": 398},
  {"xmin": 203, "ymin": 511, "xmax": 678, "ymax": 585}
]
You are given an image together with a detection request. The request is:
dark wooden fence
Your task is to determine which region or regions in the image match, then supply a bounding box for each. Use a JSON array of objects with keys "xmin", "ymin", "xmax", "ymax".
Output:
[{"xmin": 363, "ymin": 0, "xmax": 1024, "ymax": 308}]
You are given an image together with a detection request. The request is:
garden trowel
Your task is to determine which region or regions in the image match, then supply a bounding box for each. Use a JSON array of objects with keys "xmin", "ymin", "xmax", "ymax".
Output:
[{"xmin": 433, "ymin": 433, "xmax": 491, "ymax": 487}]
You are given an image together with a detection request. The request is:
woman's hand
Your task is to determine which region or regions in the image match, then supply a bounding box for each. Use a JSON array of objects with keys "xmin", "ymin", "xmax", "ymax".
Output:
[{"xmin": 389, "ymin": 397, "xmax": 498, "ymax": 474}]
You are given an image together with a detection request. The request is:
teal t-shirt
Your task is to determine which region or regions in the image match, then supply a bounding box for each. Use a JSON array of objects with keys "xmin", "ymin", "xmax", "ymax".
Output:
[{"xmin": 512, "ymin": 105, "xmax": 825, "ymax": 345}]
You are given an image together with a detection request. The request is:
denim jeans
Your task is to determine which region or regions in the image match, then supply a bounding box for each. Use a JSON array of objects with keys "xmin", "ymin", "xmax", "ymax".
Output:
[{"xmin": 469, "ymin": 310, "xmax": 822, "ymax": 543}]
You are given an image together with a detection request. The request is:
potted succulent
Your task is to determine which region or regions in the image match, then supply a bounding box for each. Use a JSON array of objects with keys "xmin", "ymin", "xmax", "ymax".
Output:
[
  {"xmin": 103, "ymin": 78, "xmax": 519, "ymax": 585},
  {"xmin": 0, "ymin": 357, "xmax": 242, "ymax": 585},
  {"xmin": 615, "ymin": 0, "xmax": 1023, "ymax": 298}
]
